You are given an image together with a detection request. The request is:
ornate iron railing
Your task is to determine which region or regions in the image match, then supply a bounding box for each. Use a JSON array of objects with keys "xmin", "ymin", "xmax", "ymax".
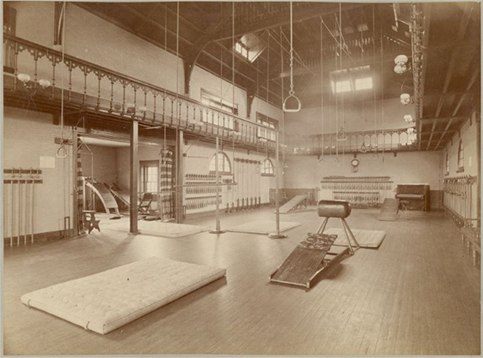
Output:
[
  {"xmin": 3, "ymin": 34, "xmax": 276, "ymax": 150},
  {"xmin": 287, "ymin": 128, "xmax": 418, "ymax": 155}
]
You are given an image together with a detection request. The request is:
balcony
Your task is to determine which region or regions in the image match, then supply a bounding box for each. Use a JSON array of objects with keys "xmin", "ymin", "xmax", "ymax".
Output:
[{"xmin": 3, "ymin": 34, "xmax": 277, "ymax": 151}]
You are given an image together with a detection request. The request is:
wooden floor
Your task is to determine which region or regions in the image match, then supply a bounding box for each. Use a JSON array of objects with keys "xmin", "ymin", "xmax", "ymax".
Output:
[{"xmin": 3, "ymin": 207, "xmax": 481, "ymax": 355}]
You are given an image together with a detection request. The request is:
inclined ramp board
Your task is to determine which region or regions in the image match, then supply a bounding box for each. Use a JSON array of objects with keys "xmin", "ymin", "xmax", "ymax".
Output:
[
  {"xmin": 21, "ymin": 257, "xmax": 226, "ymax": 334},
  {"xmin": 271, "ymin": 234, "xmax": 338, "ymax": 288},
  {"xmin": 86, "ymin": 182, "xmax": 120, "ymax": 215},
  {"xmin": 278, "ymin": 194, "xmax": 307, "ymax": 214},
  {"xmin": 377, "ymin": 198, "xmax": 399, "ymax": 221}
]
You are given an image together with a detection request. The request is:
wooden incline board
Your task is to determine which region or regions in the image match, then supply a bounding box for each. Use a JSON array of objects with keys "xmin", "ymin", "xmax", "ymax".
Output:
[
  {"xmin": 278, "ymin": 194, "xmax": 307, "ymax": 214},
  {"xmin": 271, "ymin": 234, "xmax": 337, "ymax": 287}
]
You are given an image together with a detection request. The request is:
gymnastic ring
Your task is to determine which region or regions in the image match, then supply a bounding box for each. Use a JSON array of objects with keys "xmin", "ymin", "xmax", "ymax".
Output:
[{"xmin": 56, "ymin": 144, "xmax": 68, "ymax": 159}]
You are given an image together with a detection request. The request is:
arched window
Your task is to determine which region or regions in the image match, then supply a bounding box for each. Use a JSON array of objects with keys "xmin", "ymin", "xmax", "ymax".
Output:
[
  {"xmin": 445, "ymin": 150, "xmax": 450, "ymax": 175},
  {"xmin": 209, "ymin": 152, "xmax": 231, "ymax": 174},
  {"xmin": 261, "ymin": 158, "xmax": 274, "ymax": 176},
  {"xmin": 457, "ymin": 139, "xmax": 464, "ymax": 172}
]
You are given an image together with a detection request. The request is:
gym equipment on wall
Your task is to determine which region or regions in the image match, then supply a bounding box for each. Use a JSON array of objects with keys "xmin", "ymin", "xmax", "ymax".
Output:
[
  {"xmin": 320, "ymin": 176, "xmax": 393, "ymax": 208},
  {"xmin": 3, "ymin": 168, "xmax": 43, "ymax": 246}
]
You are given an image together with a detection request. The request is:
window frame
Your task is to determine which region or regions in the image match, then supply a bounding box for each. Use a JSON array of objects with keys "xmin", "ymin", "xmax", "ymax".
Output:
[
  {"xmin": 457, "ymin": 139, "xmax": 464, "ymax": 173},
  {"xmin": 261, "ymin": 158, "xmax": 275, "ymax": 177},
  {"xmin": 256, "ymin": 112, "xmax": 277, "ymax": 142},
  {"xmin": 209, "ymin": 152, "xmax": 232, "ymax": 175},
  {"xmin": 445, "ymin": 150, "xmax": 450, "ymax": 176},
  {"xmin": 140, "ymin": 160, "xmax": 159, "ymax": 193}
]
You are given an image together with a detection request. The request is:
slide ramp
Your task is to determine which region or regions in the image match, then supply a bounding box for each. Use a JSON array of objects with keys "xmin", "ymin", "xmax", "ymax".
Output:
[
  {"xmin": 86, "ymin": 182, "xmax": 120, "ymax": 217},
  {"xmin": 278, "ymin": 194, "xmax": 308, "ymax": 214},
  {"xmin": 377, "ymin": 198, "xmax": 399, "ymax": 221}
]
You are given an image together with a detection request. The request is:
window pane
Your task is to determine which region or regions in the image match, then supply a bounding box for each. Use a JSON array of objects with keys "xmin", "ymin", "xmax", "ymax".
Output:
[
  {"xmin": 335, "ymin": 80, "xmax": 351, "ymax": 93},
  {"xmin": 355, "ymin": 77, "xmax": 373, "ymax": 90}
]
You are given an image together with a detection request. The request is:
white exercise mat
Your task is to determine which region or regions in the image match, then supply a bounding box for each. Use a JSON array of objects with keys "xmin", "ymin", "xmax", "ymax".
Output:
[{"xmin": 21, "ymin": 257, "xmax": 226, "ymax": 334}]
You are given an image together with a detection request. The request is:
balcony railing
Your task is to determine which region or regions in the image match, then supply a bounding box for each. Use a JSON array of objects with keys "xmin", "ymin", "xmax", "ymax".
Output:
[
  {"xmin": 3, "ymin": 34, "xmax": 276, "ymax": 150},
  {"xmin": 287, "ymin": 128, "xmax": 418, "ymax": 155}
]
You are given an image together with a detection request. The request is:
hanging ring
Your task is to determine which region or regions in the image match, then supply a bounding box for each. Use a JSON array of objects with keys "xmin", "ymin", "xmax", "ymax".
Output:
[
  {"xmin": 283, "ymin": 93, "xmax": 302, "ymax": 113},
  {"xmin": 56, "ymin": 144, "xmax": 68, "ymax": 159}
]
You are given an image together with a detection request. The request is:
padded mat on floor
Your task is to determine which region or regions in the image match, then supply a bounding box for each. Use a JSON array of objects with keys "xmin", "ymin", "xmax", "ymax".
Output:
[
  {"xmin": 21, "ymin": 257, "xmax": 226, "ymax": 334},
  {"xmin": 107, "ymin": 221, "xmax": 209, "ymax": 238},
  {"xmin": 227, "ymin": 220, "xmax": 301, "ymax": 235},
  {"xmin": 324, "ymin": 228, "xmax": 386, "ymax": 248}
]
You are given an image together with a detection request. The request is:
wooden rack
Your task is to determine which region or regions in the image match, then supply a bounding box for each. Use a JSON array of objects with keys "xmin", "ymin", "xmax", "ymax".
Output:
[{"xmin": 321, "ymin": 176, "xmax": 392, "ymax": 208}]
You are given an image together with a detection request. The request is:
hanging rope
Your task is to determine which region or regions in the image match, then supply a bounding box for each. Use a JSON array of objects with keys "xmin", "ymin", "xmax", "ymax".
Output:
[
  {"xmin": 372, "ymin": 4, "xmax": 378, "ymax": 157},
  {"xmin": 56, "ymin": 2, "xmax": 67, "ymax": 159},
  {"xmin": 336, "ymin": 4, "xmax": 347, "ymax": 144},
  {"xmin": 319, "ymin": 18, "xmax": 326, "ymax": 166},
  {"xmin": 162, "ymin": 4, "xmax": 168, "ymax": 157},
  {"xmin": 283, "ymin": 1, "xmax": 301, "ymax": 113},
  {"xmin": 360, "ymin": 7, "xmax": 367, "ymax": 154},
  {"xmin": 381, "ymin": 15, "xmax": 385, "ymax": 162},
  {"xmin": 333, "ymin": 14, "xmax": 340, "ymax": 166}
]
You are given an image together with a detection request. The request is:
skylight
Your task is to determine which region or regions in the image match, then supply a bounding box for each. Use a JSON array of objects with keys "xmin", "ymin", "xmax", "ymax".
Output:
[
  {"xmin": 330, "ymin": 65, "xmax": 373, "ymax": 94},
  {"xmin": 234, "ymin": 33, "xmax": 266, "ymax": 63}
]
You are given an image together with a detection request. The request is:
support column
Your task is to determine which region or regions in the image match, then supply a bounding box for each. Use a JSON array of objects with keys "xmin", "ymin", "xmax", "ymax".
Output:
[
  {"xmin": 269, "ymin": 131, "xmax": 287, "ymax": 239},
  {"xmin": 477, "ymin": 111, "xmax": 481, "ymax": 228},
  {"xmin": 72, "ymin": 127, "xmax": 78, "ymax": 236},
  {"xmin": 130, "ymin": 120, "xmax": 139, "ymax": 234}
]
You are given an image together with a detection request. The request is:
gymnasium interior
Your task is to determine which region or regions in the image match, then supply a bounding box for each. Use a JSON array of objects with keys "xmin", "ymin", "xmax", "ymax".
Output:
[{"xmin": 2, "ymin": 1, "xmax": 481, "ymax": 356}]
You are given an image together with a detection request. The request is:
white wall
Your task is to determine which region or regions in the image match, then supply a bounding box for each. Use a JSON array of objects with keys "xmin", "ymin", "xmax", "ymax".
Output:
[
  {"xmin": 285, "ymin": 98, "xmax": 415, "ymax": 135},
  {"xmin": 285, "ymin": 150, "xmax": 443, "ymax": 200},
  {"xmin": 443, "ymin": 115, "xmax": 479, "ymax": 177},
  {"xmin": 3, "ymin": 107, "xmax": 74, "ymax": 235},
  {"xmin": 80, "ymin": 145, "xmax": 118, "ymax": 185}
]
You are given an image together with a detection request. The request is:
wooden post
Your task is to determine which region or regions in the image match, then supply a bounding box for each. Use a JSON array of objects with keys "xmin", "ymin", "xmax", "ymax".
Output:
[
  {"xmin": 176, "ymin": 129, "xmax": 184, "ymax": 223},
  {"xmin": 72, "ymin": 127, "xmax": 78, "ymax": 237},
  {"xmin": 476, "ymin": 111, "xmax": 480, "ymax": 229},
  {"xmin": 130, "ymin": 120, "xmax": 139, "ymax": 234}
]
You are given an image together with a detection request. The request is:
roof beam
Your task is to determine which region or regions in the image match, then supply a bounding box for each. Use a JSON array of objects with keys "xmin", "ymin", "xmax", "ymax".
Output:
[
  {"xmin": 214, "ymin": 3, "xmax": 368, "ymax": 42},
  {"xmin": 433, "ymin": 3, "xmax": 473, "ymax": 118},
  {"xmin": 420, "ymin": 116, "xmax": 467, "ymax": 122},
  {"xmin": 417, "ymin": 3, "xmax": 431, "ymax": 150}
]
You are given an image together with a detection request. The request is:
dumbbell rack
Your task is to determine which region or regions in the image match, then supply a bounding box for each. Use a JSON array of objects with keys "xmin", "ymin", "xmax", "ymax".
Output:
[
  {"xmin": 321, "ymin": 176, "xmax": 392, "ymax": 208},
  {"xmin": 184, "ymin": 174, "xmax": 222, "ymax": 214}
]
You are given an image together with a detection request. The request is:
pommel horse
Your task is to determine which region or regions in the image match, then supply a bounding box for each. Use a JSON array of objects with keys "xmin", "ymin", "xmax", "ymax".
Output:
[{"xmin": 270, "ymin": 200, "xmax": 359, "ymax": 290}]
